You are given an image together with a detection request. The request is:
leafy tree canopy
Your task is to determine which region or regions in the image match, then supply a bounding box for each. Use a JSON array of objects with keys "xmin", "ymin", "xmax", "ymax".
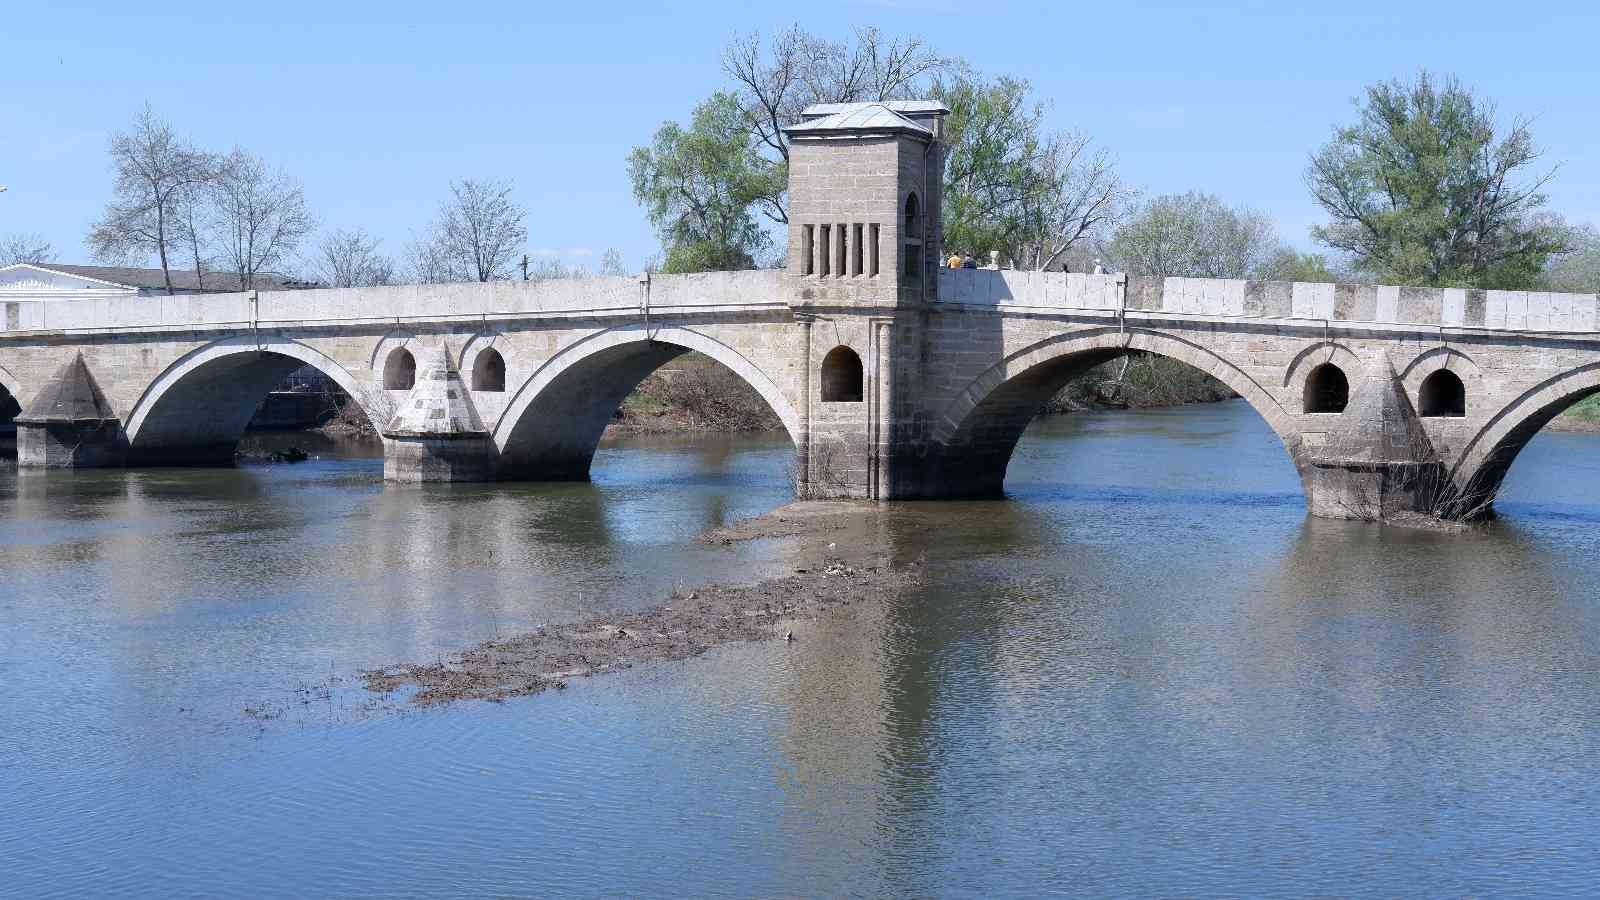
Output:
[
  {"xmin": 1306, "ymin": 71, "xmax": 1568, "ymax": 289},
  {"xmin": 628, "ymin": 93, "xmax": 779, "ymax": 273}
]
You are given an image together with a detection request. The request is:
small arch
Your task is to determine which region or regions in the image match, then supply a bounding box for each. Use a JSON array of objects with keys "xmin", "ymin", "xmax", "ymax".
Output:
[
  {"xmin": 904, "ymin": 193, "xmax": 921, "ymax": 238},
  {"xmin": 1303, "ymin": 363, "xmax": 1349, "ymax": 413},
  {"xmin": 1418, "ymin": 369, "xmax": 1466, "ymax": 417},
  {"xmin": 820, "ymin": 346, "xmax": 864, "ymax": 403},
  {"xmin": 383, "ymin": 347, "xmax": 415, "ymax": 390},
  {"xmin": 472, "ymin": 347, "xmax": 506, "ymax": 392}
]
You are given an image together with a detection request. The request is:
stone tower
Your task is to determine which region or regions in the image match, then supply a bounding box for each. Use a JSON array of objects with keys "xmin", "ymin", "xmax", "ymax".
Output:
[{"xmin": 782, "ymin": 100, "xmax": 948, "ymax": 498}]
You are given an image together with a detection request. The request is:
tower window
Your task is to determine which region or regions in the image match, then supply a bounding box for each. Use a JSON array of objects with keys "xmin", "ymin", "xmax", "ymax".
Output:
[
  {"xmin": 801, "ymin": 225, "xmax": 815, "ymax": 276},
  {"xmin": 869, "ymin": 224, "xmax": 880, "ymax": 276},
  {"xmin": 818, "ymin": 225, "xmax": 831, "ymax": 276},
  {"xmin": 852, "ymin": 224, "xmax": 864, "ymax": 276},
  {"xmin": 821, "ymin": 346, "xmax": 864, "ymax": 402},
  {"xmin": 905, "ymin": 193, "xmax": 921, "ymax": 238}
]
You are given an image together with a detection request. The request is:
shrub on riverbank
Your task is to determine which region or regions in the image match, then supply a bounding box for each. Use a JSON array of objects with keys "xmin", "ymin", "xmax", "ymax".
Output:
[
  {"xmin": 612, "ymin": 354, "xmax": 782, "ymax": 433},
  {"xmin": 1045, "ymin": 352, "xmax": 1235, "ymax": 413}
]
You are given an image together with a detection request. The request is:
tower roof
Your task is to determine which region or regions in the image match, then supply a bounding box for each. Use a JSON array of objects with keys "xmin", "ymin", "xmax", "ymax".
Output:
[
  {"xmin": 15, "ymin": 353, "xmax": 117, "ymax": 424},
  {"xmin": 382, "ymin": 346, "xmax": 488, "ymax": 438},
  {"xmin": 784, "ymin": 101, "xmax": 946, "ymax": 140}
]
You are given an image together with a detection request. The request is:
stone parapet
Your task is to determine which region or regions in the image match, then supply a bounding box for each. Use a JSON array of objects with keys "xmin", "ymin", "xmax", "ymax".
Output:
[{"xmin": 935, "ymin": 269, "xmax": 1600, "ymax": 333}]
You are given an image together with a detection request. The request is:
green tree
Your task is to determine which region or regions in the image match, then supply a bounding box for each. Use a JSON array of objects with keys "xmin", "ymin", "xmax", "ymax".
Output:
[
  {"xmin": 628, "ymin": 93, "xmax": 778, "ymax": 273},
  {"xmin": 1107, "ymin": 192, "xmax": 1281, "ymax": 278},
  {"xmin": 1306, "ymin": 71, "xmax": 1567, "ymax": 288},
  {"xmin": 936, "ymin": 74, "xmax": 1126, "ymax": 270},
  {"xmin": 1258, "ymin": 249, "xmax": 1341, "ymax": 283}
]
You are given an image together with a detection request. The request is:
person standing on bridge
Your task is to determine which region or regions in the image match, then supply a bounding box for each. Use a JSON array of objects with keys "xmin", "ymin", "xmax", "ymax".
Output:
[{"xmin": 948, "ymin": 252, "xmax": 962, "ymax": 269}]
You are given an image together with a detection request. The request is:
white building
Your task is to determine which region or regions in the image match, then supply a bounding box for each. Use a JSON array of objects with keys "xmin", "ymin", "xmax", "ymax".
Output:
[{"xmin": 0, "ymin": 262, "xmax": 307, "ymax": 302}]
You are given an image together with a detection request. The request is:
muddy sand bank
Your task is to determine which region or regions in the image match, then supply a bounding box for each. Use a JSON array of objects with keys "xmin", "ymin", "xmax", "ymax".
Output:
[{"xmin": 362, "ymin": 502, "xmax": 921, "ymax": 707}]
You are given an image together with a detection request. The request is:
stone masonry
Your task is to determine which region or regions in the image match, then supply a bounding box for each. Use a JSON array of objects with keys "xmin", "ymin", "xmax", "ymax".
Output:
[{"xmin": 3, "ymin": 100, "xmax": 1599, "ymax": 522}]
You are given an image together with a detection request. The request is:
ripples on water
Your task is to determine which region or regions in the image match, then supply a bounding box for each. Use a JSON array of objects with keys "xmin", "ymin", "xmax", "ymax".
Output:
[{"xmin": 5, "ymin": 403, "xmax": 1600, "ymax": 897}]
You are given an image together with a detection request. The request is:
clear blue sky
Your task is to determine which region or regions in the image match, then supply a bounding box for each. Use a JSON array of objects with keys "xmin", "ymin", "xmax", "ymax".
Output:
[{"xmin": 3, "ymin": 0, "xmax": 1597, "ymax": 274}]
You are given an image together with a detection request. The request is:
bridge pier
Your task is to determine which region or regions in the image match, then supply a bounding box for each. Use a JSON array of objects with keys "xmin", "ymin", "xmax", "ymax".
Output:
[
  {"xmin": 380, "ymin": 346, "xmax": 494, "ymax": 482},
  {"xmin": 1300, "ymin": 361, "xmax": 1451, "ymax": 523},
  {"xmin": 14, "ymin": 353, "xmax": 126, "ymax": 469}
]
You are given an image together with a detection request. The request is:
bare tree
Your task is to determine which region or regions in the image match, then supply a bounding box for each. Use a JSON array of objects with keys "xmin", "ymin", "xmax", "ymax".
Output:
[
  {"xmin": 524, "ymin": 257, "xmax": 584, "ymax": 282},
  {"xmin": 409, "ymin": 179, "xmax": 527, "ymax": 283},
  {"xmin": 597, "ymin": 248, "xmax": 627, "ymax": 276},
  {"xmin": 0, "ymin": 233, "xmax": 53, "ymax": 266},
  {"xmin": 87, "ymin": 105, "xmax": 210, "ymax": 294},
  {"xmin": 207, "ymin": 149, "xmax": 315, "ymax": 289},
  {"xmin": 722, "ymin": 26, "xmax": 951, "ymax": 224},
  {"xmin": 937, "ymin": 73, "xmax": 1129, "ymax": 270},
  {"xmin": 1016, "ymin": 132, "xmax": 1130, "ymax": 271},
  {"xmin": 405, "ymin": 227, "xmax": 465, "ymax": 284},
  {"xmin": 172, "ymin": 179, "xmax": 214, "ymax": 289},
  {"xmin": 313, "ymin": 228, "xmax": 395, "ymax": 287}
]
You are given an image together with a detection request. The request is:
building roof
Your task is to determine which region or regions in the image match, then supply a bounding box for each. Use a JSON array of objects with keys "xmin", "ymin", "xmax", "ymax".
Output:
[
  {"xmin": 799, "ymin": 100, "xmax": 950, "ymax": 118},
  {"xmin": 32, "ymin": 264, "xmax": 308, "ymax": 293},
  {"xmin": 784, "ymin": 102, "xmax": 940, "ymax": 139}
]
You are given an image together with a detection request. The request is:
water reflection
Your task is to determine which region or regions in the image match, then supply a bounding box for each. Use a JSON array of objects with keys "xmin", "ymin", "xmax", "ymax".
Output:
[{"xmin": 8, "ymin": 405, "xmax": 1600, "ymax": 896}]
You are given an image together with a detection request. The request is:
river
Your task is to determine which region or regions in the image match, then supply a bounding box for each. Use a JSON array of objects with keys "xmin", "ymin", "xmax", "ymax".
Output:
[{"xmin": 5, "ymin": 400, "xmax": 1600, "ymax": 897}]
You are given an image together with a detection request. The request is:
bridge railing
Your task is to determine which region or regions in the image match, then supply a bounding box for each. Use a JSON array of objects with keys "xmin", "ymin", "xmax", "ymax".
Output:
[
  {"xmin": 0, "ymin": 270, "xmax": 788, "ymax": 334},
  {"xmin": 936, "ymin": 269, "xmax": 1600, "ymax": 333}
]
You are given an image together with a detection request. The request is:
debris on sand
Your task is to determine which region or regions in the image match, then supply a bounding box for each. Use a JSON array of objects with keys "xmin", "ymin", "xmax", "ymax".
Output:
[{"xmin": 362, "ymin": 555, "xmax": 919, "ymax": 706}]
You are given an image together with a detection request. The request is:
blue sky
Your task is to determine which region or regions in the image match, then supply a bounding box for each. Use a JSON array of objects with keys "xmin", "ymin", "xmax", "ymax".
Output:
[{"xmin": 3, "ymin": 0, "xmax": 1597, "ymax": 274}]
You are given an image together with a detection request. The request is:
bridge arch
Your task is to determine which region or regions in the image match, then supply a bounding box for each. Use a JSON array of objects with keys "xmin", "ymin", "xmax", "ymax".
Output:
[
  {"xmin": 926, "ymin": 326, "xmax": 1298, "ymax": 497},
  {"xmin": 0, "ymin": 364, "xmax": 21, "ymax": 404},
  {"xmin": 1450, "ymin": 361, "xmax": 1600, "ymax": 511},
  {"xmin": 492, "ymin": 325, "xmax": 800, "ymax": 480},
  {"xmin": 0, "ymin": 364, "xmax": 21, "ymax": 454},
  {"xmin": 123, "ymin": 336, "xmax": 380, "ymax": 465}
]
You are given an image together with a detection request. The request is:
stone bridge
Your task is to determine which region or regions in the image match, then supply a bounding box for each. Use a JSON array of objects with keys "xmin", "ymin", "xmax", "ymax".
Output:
[{"xmin": 4, "ymin": 99, "xmax": 1598, "ymax": 522}]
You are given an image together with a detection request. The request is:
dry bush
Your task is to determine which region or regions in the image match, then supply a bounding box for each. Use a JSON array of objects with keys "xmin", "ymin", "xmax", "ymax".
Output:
[
  {"xmin": 1044, "ymin": 352, "xmax": 1234, "ymax": 414},
  {"xmin": 319, "ymin": 383, "xmax": 392, "ymax": 438},
  {"xmin": 620, "ymin": 355, "xmax": 781, "ymax": 432}
]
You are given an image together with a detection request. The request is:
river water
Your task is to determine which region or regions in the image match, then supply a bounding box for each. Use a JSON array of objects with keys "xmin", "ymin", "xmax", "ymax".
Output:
[{"xmin": 5, "ymin": 401, "xmax": 1600, "ymax": 897}]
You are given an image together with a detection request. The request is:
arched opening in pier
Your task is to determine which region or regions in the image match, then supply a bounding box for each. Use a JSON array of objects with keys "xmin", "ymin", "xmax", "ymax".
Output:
[
  {"xmin": 126, "ymin": 341, "xmax": 381, "ymax": 467},
  {"xmin": 383, "ymin": 347, "xmax": 416, "ymax": 391},
  {"xmin": 496, "ymin": 332, "xmax": 797, "ymax": 494},
  {"xmin": 1419, "ymin": 369, "xmax": 1466, "ymax": 418},
  {"xmin": 473, "ymin": 348, "xmax": 506, "ymax": 393},
  {"xmin": 931, "ymin": 336, "xmax": 1301, "ymax": 502},
  {"xmin": 821, "ymin": 346, "xmax": 864, "ymax": 402},
  {"xmin": 1303, "ymin": 363, "xmax": 1349, "ymax": 414}
]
